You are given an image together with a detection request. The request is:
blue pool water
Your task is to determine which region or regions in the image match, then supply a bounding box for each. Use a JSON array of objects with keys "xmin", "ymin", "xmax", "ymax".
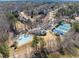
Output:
[
  {"xmin": 17, "ymin": 34, "xmax": 33, "ymax": 46},
  {"xmin": 53, "ymin": 23, "xmax": 71, "ymax": 35}
]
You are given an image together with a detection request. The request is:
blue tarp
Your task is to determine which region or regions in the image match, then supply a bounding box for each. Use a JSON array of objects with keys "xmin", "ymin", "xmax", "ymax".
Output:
[
  {"xmin": 17, "ymin": 34, "xmax": 33, "ymax": 46},
  {"xmin": 53, "ymin": 23, "xmax": 71, "ymax": 35}
]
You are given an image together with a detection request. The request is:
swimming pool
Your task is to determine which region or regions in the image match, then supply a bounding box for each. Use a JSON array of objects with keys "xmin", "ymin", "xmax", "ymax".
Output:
[
  {"xmin": 53, "ymin": 23, "xmax": 71, "ymax": 35},
  {"xmin": 16, "ymin": 34, "xmax": 33, "ymax": 47}
]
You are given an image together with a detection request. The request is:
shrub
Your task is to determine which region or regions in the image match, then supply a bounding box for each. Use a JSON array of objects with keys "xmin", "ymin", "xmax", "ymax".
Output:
[{"xmin": 0, "ymin": 43, "xmax": 9, "ymax": 58}]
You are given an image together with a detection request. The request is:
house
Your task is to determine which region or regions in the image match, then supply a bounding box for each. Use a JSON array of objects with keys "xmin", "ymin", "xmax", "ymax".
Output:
[
  {"xmin": 19, "ymin": 11, "xmax": 29, "ymax": 22},
  {"xmin": 75, "ymin": 16, "xmax": 79, "ymax": 21},
  {"xmin": 19, "ymin": 11, "xmax": 35, "ymax": 22}
]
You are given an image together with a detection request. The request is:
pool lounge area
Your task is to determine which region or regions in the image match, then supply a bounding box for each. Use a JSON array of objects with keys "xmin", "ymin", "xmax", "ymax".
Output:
[
  {"xmin": 52, "ymin": 22, "xmax": 71, "ymax": 35},
  {"xmin": 16, "ymin": 34, "xmax": 33, "ymax": 47}
]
